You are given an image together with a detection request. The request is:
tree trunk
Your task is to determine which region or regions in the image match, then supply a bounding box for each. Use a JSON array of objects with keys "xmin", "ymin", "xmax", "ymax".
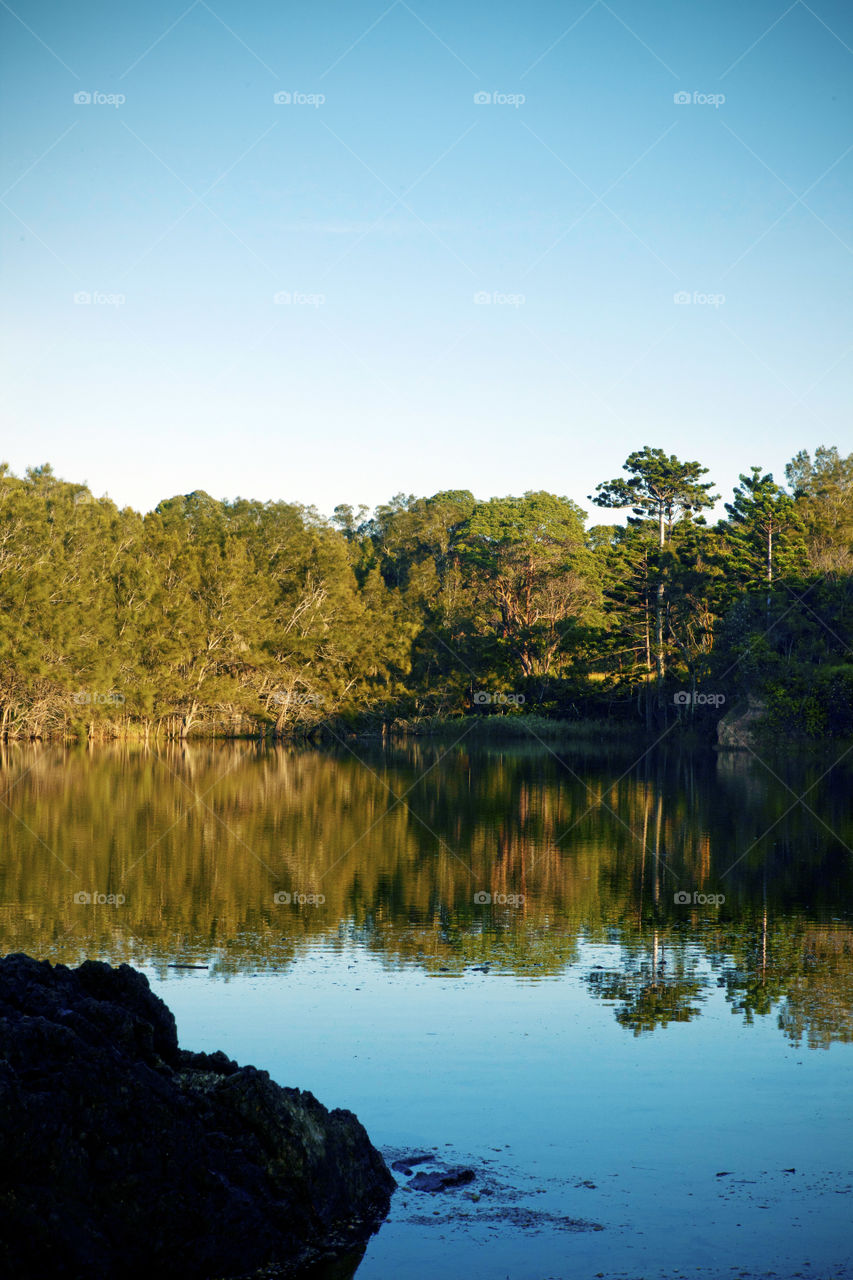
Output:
[
  {"xmin": 766, "ymin": 521, "xmax": 773, "ymax": 625},
  {"xmin": 654, "ymin": 506, "xmax": 666, "ymax": 723},
  {"xmin": 644, "ymin": 595, "xmax": 652, "ymax": 674}
]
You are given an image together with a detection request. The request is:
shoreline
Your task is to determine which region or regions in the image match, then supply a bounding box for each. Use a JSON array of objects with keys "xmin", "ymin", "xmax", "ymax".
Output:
[{"xmin": 1, "ymin": 711, "xmax": 849, "ymax": 751}]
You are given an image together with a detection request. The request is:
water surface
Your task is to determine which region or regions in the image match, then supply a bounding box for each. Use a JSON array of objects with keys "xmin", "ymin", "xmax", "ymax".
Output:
[{"xmin": 1, "ymin": 737, "xmax": 851, "ymax": 1278}]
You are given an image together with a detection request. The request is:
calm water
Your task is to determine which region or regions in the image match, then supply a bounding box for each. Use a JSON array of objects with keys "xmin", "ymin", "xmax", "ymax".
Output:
[{"xmin": 1, "ymin": 737, "xmax": 852, "ymax": 1278}]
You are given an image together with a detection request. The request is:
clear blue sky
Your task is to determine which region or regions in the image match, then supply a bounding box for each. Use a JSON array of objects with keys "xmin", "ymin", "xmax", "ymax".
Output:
[{"xmin": 1, "ymin": 0, "xmax": 850, "ymax": 521}]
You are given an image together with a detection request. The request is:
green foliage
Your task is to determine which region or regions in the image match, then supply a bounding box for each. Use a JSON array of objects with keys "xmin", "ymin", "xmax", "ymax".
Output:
[
  {"xmin": 590, "ymin": 445, "xmax": 718, "ymax": 537},
  {"xmin": 723, "ymin": 466, "xmax": 808, "ymax": 592},
  {"xmin": 0, "ymin": 444, "xmax": 850, "ymax": 740},
  {"xmin": 786, "ymin": 446, "xmax": 853, "ymax": 572}
]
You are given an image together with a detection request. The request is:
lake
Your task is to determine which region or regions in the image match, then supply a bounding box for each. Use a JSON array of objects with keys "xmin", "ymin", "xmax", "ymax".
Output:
[{"xmin": 1, "ymin": 734, "xmax": 852, "ymax": 1278}]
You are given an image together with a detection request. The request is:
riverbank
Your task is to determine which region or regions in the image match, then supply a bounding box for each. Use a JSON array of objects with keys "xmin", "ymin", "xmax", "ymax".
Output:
[{"xmin": 5, "ymin": 706, "xmax": 851, "ymax": 754}]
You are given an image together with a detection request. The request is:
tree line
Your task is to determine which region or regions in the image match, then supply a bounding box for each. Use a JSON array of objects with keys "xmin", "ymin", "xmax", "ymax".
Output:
[{"xmin": 0, "ymin": 443, "xmax": 851, "ymax": 740}]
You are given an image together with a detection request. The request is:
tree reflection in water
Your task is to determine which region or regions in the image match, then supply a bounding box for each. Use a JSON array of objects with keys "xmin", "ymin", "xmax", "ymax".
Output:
[{"xmin": 0, "ymin": 739, "xmax": 850, "ymax": 1048}]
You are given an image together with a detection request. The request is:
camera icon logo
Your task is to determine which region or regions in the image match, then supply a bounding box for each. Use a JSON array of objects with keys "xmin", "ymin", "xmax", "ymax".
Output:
[
  {"xmin": 73, "ymin": 891, "xmax": 92, "ymax": 904},
  {"xmin": 473, "ymin": 891, "xmax": 491, "ymax": 905},
  {"xmin": 273, "ymin": 891, "xmax": 292, "ymax": 904},
  {"xmin": 673, "ymin": 91, "xmax": 691, "ymax": 105},
  {"xmin": 273, "ymin": 91, "xmax": 291, "ymax": 104},
  {"xmin": 673, "ymin": 891, "xmax": 691, "ymax": 905},
  {"xmin": 474, "ymin": 91, "xmax": 491, "ymax": 105},
  {"xmin": 74, "ymin": 91, "xmax": 92, "ymax": 105}
]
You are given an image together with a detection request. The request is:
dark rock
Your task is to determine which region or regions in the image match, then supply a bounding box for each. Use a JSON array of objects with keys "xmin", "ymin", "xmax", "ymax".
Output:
[
  {"xmin": 409, "ymin": 1167, "xmax": 476, "ymax": 1192},
  {"xmin": 0, "ymin": 953, "xmax": 395, "ymax": 1279},
  {"xmin": 717, "ymin": 695, "xmax": 766, "ymax": 748},
  {"xmin": 390, "ymin": 1151, "xmax": 439, "ymax": 1176}
]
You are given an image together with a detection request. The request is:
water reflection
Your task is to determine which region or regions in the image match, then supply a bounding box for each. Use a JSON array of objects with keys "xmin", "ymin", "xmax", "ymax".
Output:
[{"xmin": 0, "ymin": 739, "xmax": 851, "ymax": 1047}]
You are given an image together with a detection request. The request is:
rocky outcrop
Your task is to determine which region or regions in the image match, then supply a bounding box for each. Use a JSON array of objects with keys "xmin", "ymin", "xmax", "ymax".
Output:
[
  {"xmin": 717, "ymin": 695, "xmax": 767, "ymax": 749},
  {"xmin": 0, "ymin": 953, "xmax": 395, "ymax": 1279}
]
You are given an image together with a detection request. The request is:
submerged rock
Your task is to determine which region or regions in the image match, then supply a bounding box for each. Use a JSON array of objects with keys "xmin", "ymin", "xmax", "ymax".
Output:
[
  {"xmin": 390, "ymin": 1153, "xmax": 434, "ymax": 1176},
  {"xmin": 409, "ymin": 1167, "xmax": 476, "ymax": 1192},
  {"xmin": 0, "ymin": 953, "xmax": 395, "ymax": 1279},
  {"xmin": 386, "ymin": 1146, "xmax": 605, "ymax": 1236}
]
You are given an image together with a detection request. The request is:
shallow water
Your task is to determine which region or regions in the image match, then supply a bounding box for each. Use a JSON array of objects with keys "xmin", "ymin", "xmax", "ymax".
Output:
[{"xmin": 1, "ymin": 736, "xmax": 851, "ymax": 1277}]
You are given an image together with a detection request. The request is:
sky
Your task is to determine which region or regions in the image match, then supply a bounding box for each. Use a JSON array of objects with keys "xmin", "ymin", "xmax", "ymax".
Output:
[{"xmin": 1, "ymin": 0, "xmax": 851, "ymax": 522}]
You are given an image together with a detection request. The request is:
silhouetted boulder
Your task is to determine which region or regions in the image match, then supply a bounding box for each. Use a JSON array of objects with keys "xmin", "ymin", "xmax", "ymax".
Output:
[{"xmin": 0, "ymin": 954, "xmax": 394, "ymax": 1278}]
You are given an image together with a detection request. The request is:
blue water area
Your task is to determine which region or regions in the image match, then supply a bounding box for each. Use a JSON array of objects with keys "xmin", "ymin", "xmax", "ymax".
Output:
[
  {"xmin": 2, "ymin": 740, "xmax": 851, "ymax": 1277},
  {"xmin": 151, "ymin": 940, "xmax": 853, "ymax": 1279}
]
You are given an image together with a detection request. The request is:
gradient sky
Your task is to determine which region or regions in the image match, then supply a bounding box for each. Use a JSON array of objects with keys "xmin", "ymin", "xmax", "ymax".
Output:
[{"xmin": 1, "ymin": 0, "xmax": 850, "ymax": 521}]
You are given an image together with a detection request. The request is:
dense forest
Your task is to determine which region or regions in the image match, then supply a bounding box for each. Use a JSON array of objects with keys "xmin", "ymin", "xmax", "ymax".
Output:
[{"xmin": 1, "ymin": 444, "xmax": 851, "ymax": 741}]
